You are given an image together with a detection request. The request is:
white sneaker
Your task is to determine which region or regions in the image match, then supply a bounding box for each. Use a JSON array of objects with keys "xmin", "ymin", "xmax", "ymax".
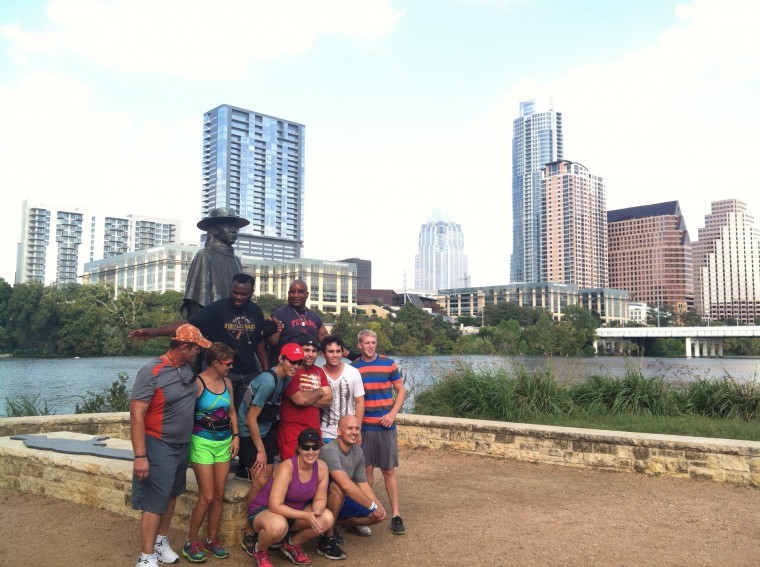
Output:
[
  {"xmin": 349, "ymin": 525, "xmax": 372, "ymax": 536},
  {"xmin": 136, "ymin": 554, "xmax": 159, "ymax": 567},
  {"xmin": 154, "ymin": 537, "xmax": 180, "ymax": 564}
]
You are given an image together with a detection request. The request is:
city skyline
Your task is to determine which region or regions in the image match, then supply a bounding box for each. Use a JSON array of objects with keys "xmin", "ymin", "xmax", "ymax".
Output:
[{"xmin": 1, "ymin": 1, "xmax": 759, "ymax": 289}]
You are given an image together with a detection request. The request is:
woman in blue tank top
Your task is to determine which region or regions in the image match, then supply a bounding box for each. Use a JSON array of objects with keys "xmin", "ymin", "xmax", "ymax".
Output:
[
  {"xmin": 183, "ymin": 342, "xmax": 240, "ymax": 562},
  {"xmin": 246, "ymin": 428, "xmax": 333, "ymax": 567}
]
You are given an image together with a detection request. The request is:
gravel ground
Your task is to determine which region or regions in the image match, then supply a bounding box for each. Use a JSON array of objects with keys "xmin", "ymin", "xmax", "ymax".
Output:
[{"xmin": 2, "ymin": 445, "xmax": 759, "ymax": 566}]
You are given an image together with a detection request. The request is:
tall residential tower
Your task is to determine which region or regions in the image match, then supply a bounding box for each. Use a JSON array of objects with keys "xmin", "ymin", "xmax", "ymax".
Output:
[
  {"xmin": 541, "ymin": 160, "xmax": 607, "ymax": 288},
  {"xmin": 414, "ymin": 213, "xmax": 468, "ymax": 293},
  {"xmin": 511, "ymin": 98, "xmax": 563, "ymax": 283},
  {"xmin": 692, "ymin": 199, "xmax": 760, "ymax": 324},
  {"xmin": 16, "ymin": 201, "xmax": 179, "ymax": 285},
  {"xmin": 202, "ymin": 104, "xmax": 305, "ymax": 260}
]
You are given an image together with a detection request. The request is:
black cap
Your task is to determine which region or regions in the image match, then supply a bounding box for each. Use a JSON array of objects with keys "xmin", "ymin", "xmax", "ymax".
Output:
[
  {"xmin": 297, "ymin": 335, "xmax": 319, "ymax": 349},
  {"xmin": 298, "ymin": 428, "xmax": 321, "ymax": 446}
]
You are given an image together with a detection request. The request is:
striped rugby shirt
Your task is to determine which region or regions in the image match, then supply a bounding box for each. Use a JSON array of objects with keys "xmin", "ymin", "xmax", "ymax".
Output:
[{"xmin": 352, "ymin": 355, "xmax": 402, "ymax": 431}]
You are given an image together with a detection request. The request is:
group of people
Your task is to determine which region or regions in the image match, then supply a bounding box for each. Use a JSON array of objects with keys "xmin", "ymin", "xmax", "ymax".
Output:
[{"xmin": 128, "ymin": 275, "xmax": 407, "ymax": 567}]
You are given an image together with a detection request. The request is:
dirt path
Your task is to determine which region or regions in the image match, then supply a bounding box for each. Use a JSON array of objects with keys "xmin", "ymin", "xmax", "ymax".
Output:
[{"xmin": 2, "ymin": 446, "xmax": 759, "ymax": 566}]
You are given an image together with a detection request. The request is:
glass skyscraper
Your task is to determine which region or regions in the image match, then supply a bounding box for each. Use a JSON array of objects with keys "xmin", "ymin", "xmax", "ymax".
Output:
[
  {"xmin": 414, "ymin": 214, "xmax": 468, "ymax": 293},
  {"xmin": 510, "ymin": 98, "xmax": 563, "ymax": 283},
  {"xmin": 202, "ymin": 104, "xmax": 305, "ymax": 259}
]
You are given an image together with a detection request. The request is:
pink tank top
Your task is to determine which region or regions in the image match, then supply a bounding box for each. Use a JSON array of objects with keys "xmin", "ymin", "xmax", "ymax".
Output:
[{"xmin": 249, "ymin": 456, "xmax": 319, "ymax": 513}]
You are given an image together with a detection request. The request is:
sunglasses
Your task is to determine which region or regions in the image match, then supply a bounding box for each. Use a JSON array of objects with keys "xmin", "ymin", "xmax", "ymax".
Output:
[
  {"xmin": 288, "ymin": 359, "xmax": 305, "ymax": 367},
  {"xmin": 299, "ymin": 443, "xmax": 320, "ymax": 452},
  {"xmin": 217, "ymin": 360, "xmax": 233, "ymax": 367}
]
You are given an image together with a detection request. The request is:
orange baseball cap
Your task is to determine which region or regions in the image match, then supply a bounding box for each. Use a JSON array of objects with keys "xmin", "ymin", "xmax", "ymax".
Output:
[{"xmin": 171, "ymin": 324, "xmax": 212, "ymax": 348}]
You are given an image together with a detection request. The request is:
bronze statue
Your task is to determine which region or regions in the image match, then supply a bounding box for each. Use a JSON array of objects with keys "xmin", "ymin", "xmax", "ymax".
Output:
[{"xmin": 182, "ymin": 207, "xmax": 249, "ymax": 318}]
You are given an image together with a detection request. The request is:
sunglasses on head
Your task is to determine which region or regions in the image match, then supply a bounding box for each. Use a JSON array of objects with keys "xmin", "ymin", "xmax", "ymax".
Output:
[{"xmin": 299, "ymin": 443, "xmax": 320, "ymax": 452}]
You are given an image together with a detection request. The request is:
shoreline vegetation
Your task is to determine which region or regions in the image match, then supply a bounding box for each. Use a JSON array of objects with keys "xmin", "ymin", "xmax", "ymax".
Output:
[
  {"xmin": 5, "ymin": 363, "xmax": 758, "ymax": 442},
  {"xmin": 413, "ymin": 363, "xmax": 760, "ymax": 442}
]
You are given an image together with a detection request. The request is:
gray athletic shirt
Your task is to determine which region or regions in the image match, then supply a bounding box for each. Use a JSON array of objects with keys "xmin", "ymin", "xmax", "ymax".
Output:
[{"xmin": 319, "ymin": 439, "xmax": 367, "ymax": 483}]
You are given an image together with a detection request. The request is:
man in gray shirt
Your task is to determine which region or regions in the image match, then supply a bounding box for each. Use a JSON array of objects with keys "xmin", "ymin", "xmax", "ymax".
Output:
[{"xmin": 317, "ymin": 414, "xmax": 386, "ymax": 560}]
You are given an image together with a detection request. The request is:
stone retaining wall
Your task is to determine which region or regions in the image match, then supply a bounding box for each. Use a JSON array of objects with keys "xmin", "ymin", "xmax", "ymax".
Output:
[
  {"xmin": 0, "ymin": 412, "xmax": 757, "ymax": 546},
  {"xmin": 395, "ymin": 414, "xmax": 760, "ymax": 487}
]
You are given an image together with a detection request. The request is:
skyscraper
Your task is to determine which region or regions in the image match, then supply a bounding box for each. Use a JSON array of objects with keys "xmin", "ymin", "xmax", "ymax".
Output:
[
  {"xmin": 692, "ymin": 199, "xmax": 760, "ymax": 324},
  {"xmin": 16, "ymin": 201, "xmax": 179, "ymax": 285},
  {"xmin": 511, "ymin": 98, "xmax": 563, "ymax": 283},
  {"xmin": 414, "ymin": 213, "xmax": 468, "ymax": 293},
  {"xmin": 541, "ymin": 160, "xmax": 607, "ymax": 288},
  {"xmin": 202, "ymin": 104, "xmax": 305, "ymax": 260},
  {"xmin": 607, "ymin": 201, "xmax": 693, "ymax": 314}
]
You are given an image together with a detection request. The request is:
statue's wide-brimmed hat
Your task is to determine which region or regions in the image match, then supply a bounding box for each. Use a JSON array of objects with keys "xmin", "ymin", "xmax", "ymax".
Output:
[{"xmin": 197, "ymin": 207, "xmax": 250, "ymax": 230}]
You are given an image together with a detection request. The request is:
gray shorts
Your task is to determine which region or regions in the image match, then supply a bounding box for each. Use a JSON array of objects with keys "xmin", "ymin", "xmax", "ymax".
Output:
[
  {"xmin": 131, "ymin": 435, "xmax": 190, "ymax": 515},
  {"xmin": 361, "ymin": 428, "xmax": 399, "ymax": 470}
]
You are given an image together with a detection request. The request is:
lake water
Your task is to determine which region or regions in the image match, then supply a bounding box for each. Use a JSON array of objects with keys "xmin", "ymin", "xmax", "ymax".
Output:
[{"xmin": 0, "ymin": 354, "xmax": 757, "ymax": 417}]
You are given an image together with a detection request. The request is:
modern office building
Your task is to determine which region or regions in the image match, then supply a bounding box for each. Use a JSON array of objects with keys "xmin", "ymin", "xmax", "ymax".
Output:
[
  {"xmin": 16, "ymin": 201, "xmax": 179, "ymax": 285},
  {"xmin": 338, "ymin": 257, "xmax": 372, "ymax": 290},
  {"xmin": 440, "ymin": 282, "xmax": 628, "ymax": 325},
  {"xmin": 440, "ymin": 282, "xmax": 628, "ymax": 326},
  {"xmin": 511, "ymin": 98, "xmax": 563, "ymax": 283},
  {"xmin": 692, "ymin": 199, "xmax": 760, "ymax": 324},
  {"xmin": 83, "ymin": 242, "xmax": 197, "ymax": 294},
  {"xmin": 202, "ymin": 104, "xmax": 305, "ymax": 260},
  {"xmin": 607, "ymin": 201, "xmax": 693, "ymax": 315},
  {"xmin": 243, "ymin": 258, "xmax": 356, "ymax": 314},
  {"xmin": 541, "ymin": 160, "xmax": 607, "ymax": 288},
  {"xmin": 84, "ymin": 247, "xmax": 358, "ymax": 313},
  {"xmin": 414, "ymin": 214, "xmax": 468, "ymax": 293}
]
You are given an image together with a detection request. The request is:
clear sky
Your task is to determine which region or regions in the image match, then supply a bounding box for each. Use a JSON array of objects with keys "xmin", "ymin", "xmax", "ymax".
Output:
[{"xmin": 1, "ymin": 0, "xmax": 759, "ymax": 290}]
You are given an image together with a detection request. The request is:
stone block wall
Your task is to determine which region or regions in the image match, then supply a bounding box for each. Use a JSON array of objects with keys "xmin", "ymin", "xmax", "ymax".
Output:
[{"xmin": 395, "ymin": 414, "xmax": 760, "ymax": 487}]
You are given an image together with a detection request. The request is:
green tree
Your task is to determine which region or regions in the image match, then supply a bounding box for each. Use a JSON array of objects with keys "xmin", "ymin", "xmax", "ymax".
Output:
[{"xmin": 256, "ymin": 293, "xmax": 286, "ymax": 317}]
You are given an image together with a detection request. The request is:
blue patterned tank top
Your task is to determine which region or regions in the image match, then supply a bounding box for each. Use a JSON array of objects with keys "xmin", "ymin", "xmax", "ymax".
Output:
[{"xmin": 193, "ymin": 375, "xmax": 232, "ymax": 441}]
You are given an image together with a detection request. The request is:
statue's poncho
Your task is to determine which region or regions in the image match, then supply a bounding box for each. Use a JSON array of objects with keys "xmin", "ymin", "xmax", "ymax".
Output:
[{"xmin": 182, "ymin": 243, "xmax": 243, "ymax": 317}]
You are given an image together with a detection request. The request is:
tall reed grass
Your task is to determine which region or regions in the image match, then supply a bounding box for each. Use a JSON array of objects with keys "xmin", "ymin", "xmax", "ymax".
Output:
[{"xmin": 414, "ymin": 363, "xmax": 760, "ymax": 438}]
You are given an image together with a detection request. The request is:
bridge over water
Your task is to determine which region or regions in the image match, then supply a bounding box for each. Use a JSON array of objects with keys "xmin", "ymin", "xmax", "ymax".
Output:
[{"xmin": 594, "ymin": 326, "xmax": 760, "ymax": 358}]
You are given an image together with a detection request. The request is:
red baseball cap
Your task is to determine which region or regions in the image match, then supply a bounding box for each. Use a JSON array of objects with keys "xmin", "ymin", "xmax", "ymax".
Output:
[{"xmin": 280, "ymin": 343, "xmax": 304, "ymax": 362}]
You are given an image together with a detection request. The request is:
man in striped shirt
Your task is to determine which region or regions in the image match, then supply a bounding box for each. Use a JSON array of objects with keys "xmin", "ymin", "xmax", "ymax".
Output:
[{"xmin": 351, "ymin": 329, "xmax": 407, "ymax": 536}]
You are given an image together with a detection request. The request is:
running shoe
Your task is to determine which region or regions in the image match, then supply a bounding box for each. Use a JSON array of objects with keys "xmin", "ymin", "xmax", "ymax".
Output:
[
  {"xmin": 182, "ymin": 540, "xmax": 207, "ymax": 563},
  {"xmin": 204, "ymin": 538, "xmax": 229, "ymax": 559},
  {"xmin": 241, "ymin": 532, "xmax": 257, "ymax": 557},
  {"xmin": 390, "ymin": 515, "xmax": 406, "ymax": 535},
  {"xmin": 316, "ymin": 536, "xmax": 346, "ymax": 561},
  {"xmin": 154, "ymin": 537, "xmax": 180, "ymax": 564},
  {"xmin": 280, "ymin": 537, "xmax": 311, "ymax": 565},
  {"xmin": 253, "ymin": 549, "xmax": 273, "ymax": 567}
]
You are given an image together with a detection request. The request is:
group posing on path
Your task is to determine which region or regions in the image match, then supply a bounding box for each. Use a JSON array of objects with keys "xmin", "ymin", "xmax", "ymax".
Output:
[{"xmin": 128, "ymin": 276, "xmax": 407, "ymax": 567}]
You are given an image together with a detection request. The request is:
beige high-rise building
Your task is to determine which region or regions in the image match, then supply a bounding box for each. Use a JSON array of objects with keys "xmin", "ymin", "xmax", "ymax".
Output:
[
  {"xmin": 541, "ymin": 160, "xmax": 607, "ymax": 288},
  {"xmin": 692, "ymin": 199, "xmax": 760, "ymax": 324},
  {"xmin": 607, "ymin": 201, "xmax": 693, "ymax": 315}
]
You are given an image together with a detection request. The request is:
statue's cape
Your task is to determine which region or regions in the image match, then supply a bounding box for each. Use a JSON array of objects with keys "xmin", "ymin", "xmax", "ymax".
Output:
[{"xmin": 182, "ymin": 244, "xmax": 243, "ymax": 313}]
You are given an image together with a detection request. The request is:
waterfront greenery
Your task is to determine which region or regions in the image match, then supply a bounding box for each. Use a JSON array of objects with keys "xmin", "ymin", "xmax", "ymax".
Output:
[
  {"xmin": 0, "ymin": 278, "xmax": 758, "ymax": 357},
  {"xmin": 5, "ymin": 393, "xmax": 53, "ymax": 417},
  {"xmin": 74, "ymin": 373, "xmax": 131, "ymax": 414},
  {"xmin": 414, "ymin": 364, "xmax": 760, "ymax": 441}
]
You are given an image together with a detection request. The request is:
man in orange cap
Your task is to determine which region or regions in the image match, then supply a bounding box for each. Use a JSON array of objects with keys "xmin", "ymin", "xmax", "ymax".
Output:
[{"xmin": 130, "ymin": 324, "xmax": 212, "ymax": 567}]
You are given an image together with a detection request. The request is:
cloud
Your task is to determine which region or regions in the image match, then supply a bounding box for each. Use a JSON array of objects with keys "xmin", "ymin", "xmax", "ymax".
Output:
[
  {"xmin": 1, "ymin": 0, "xmax": 404, "ymax": 79},
  {"xmin": 0, "ymin": 72, "xmax": 201, "ymax": 271}
]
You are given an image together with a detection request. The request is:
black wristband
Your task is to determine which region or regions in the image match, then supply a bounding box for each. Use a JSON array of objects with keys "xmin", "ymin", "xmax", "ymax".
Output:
[
  {"xmin": 232, "ymin": 433, "xmax": 239, "ymax": 438},
  {"xmin": 133, "ymin": 454, "xmax": 147, "ymax": 459}
]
